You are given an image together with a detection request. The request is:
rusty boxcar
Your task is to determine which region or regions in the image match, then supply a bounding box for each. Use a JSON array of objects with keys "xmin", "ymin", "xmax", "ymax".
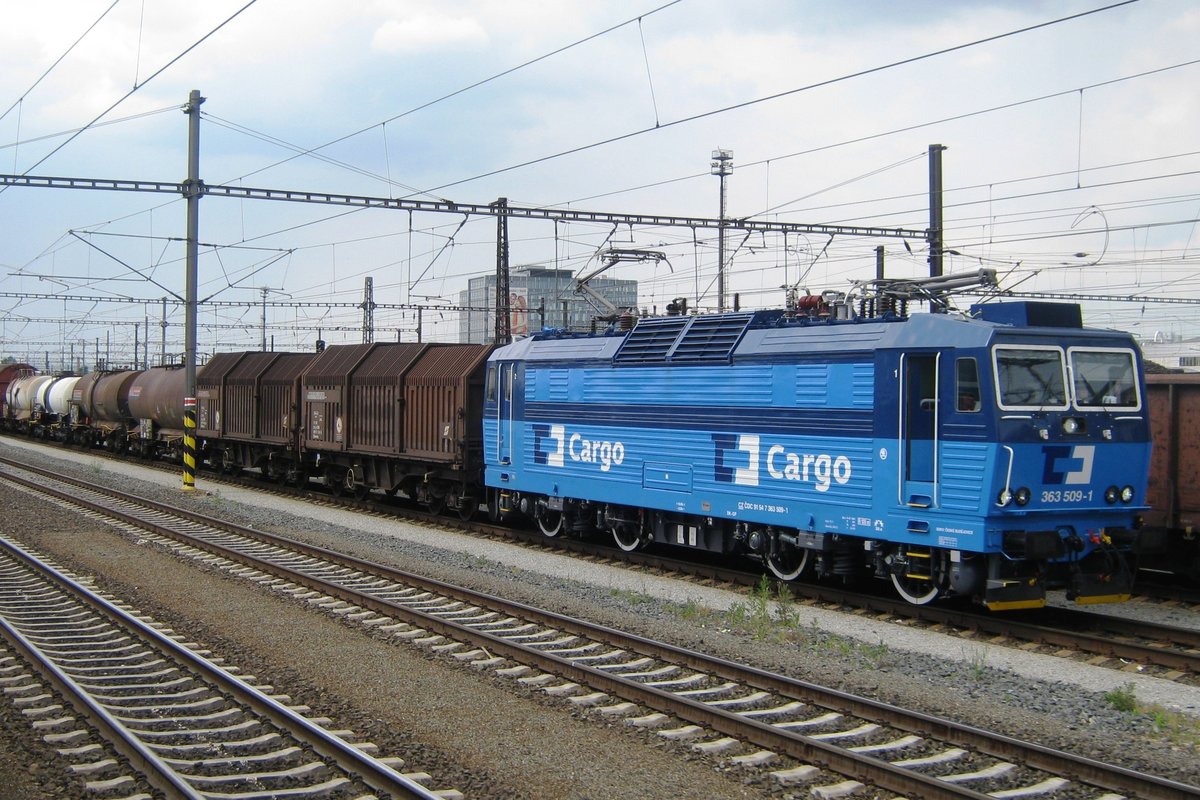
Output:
[
  {"xmin": 1140, "ymin": 372, "xmax": 1200, "ymax": 579},
  {"xmin": 204, "ymin": 351, "xmax": 316, "ymax": 482}
]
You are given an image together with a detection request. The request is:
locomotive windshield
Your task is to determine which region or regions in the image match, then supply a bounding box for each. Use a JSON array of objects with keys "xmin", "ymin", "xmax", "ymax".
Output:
[
  {"xmin": 993, "ymin": 346, "xmax": 1068, "ymax": 409},
  {"xmin": 1068, "ymin": 348, "xmax": 1140, "ymax": 409}
]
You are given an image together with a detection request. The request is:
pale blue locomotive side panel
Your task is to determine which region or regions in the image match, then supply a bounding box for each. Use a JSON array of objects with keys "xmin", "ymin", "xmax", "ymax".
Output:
[{"xmin": 505, "ymin": 345, "xmax": 882, "ymax": 536}]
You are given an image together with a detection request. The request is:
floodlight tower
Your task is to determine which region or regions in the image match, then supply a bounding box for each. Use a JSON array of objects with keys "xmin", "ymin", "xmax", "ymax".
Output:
[{"xmin": 711, "ymin": 149, "xmax": 733, "ymax": 312}]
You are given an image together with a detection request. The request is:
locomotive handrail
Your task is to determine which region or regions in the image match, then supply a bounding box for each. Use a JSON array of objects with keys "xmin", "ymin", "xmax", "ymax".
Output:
[
  {"xmin": 933, "ymin": 351, "xmax": 941, "ymax": 509},
  {"xmin": 995, "ymin": 445, "xmax": 1015, "ymax": 507}
]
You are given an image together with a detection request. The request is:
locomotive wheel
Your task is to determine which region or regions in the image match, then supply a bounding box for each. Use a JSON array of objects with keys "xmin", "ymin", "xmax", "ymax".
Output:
[
  {"xmin": 766, "ymin": 539, "xmax": 810, "ymax": 582},
  {"xmin": 888, "ymin": 545, "xmax": 942, "ymax": 605},
  {"xmin": 486, "ymin": 489, "xmax": 503, "ymax": 523},
  {"xmin": 537, "ymin": 505, "xmax": 564, "ymax": 537},
  {"xmin": 611, "ymin": 524, "xmax": 645, "ymax": 552}
]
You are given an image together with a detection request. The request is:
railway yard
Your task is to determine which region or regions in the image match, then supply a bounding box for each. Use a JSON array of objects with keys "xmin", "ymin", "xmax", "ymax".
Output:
[{"xmin": 2, "ymin": 435, "xmax": 1199, "ymax": 799}]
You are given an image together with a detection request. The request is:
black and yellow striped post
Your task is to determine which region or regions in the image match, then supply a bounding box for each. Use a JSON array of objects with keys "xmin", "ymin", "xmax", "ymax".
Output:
[{"xmin": 182, "ymin": 395, "xmax": 197, "ymax": 491}]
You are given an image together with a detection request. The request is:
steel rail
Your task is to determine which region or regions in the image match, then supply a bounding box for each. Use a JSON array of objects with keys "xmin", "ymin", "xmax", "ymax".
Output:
[
  {"xmin": 2, "ymin": 458, "xmax": 1194, "ymax": 800},
  {"xmin": 0, "ymin": 530, "xmax": 444, "ymax": 799},
  {"xmin": 3, "ymin": 442, "xmax": 1198, "ymax": 673}
]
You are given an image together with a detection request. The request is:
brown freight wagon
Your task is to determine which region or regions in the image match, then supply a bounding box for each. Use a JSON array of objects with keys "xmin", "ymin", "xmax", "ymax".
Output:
[
  {"xmin": 298, "ymin": 341, "xmax": 493, "ymax": 513},
  {"xmin": 204, "ymin": 351, "xmax": 316, "ymax": 482},
  {"xmin": 196, "ymin": 352, "xmax": 246, "ymax": 438},
  {"xmin": 1141, "ymin": 372, "xmax": 1200, "ymax": 579},
  {"xmin": 300, "ymin": 342, "xmax": 428, "ymax": 495}
]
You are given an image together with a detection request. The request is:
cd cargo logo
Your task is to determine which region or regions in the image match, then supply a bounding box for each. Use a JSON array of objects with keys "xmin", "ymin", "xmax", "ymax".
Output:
[
  {"xmin": 713, "ymin": 433, "xmax": 851, "ymax": 492},
  {"xmin": 533, "ymin": 424, "xmax": 626, "ymax": 472}
]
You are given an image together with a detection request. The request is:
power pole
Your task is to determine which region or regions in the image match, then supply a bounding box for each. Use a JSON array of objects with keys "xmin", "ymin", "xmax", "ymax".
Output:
[
  {"xmin": 182, "ymin": 89, "xmax": 204, "ymax": 491},
  {"xmin": 160, "ymin": 298, "xmax": 168, "ymax": 367},
  {"xmin": 711, "ymin": 149, "xmax": 733, "ymax": 312},
  {"xmin": 927, "ymin": 143, "xmax": 946, "ymax": 311},
  {"xmin": 493, "ymin": 197, "xmax": 511, "ymax": 345},
  {"xmin": 361, "ymin": 276, "xmax": 375, "ymax": 343}
]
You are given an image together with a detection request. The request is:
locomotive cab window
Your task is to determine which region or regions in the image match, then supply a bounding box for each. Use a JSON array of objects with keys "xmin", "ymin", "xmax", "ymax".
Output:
[
  {"xmin": 485, "ymin": 365, "xmax": 497, "ymax": 403},
  {"xmin": 1068, "ymin": 348, "xmax": 1140, "ymax": 410},
  {"xmin": 992, "ymin": 346, "xmax": 1068, "ymax": 410},
  {"xmin": 956, "ymin": 357, "xmax": 981, "ymax": 412}
]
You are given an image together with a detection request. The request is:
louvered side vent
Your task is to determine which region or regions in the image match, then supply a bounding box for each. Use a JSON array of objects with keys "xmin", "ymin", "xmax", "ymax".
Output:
[
  {"xmin": 612, "ymin": 316, "xmax": 690, "ymax": 364},
  {"xmin": 667, "ymin": 313, "xmax": 754, "ymax": 364}
]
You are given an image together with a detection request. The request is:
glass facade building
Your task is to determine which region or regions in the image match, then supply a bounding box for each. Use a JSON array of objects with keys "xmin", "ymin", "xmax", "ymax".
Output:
[{"xmin": 458, "ymin": 267, "xmax": 638, "ymax": 344}]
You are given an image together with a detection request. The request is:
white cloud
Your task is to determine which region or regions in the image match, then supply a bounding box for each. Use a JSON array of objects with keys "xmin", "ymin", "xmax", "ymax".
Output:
[{"xmin": 371, "ymin": 13, "xmax": 489, "ymax": 53}]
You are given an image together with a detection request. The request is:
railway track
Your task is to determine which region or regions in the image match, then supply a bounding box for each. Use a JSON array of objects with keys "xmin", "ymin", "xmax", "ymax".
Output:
[
  {"xmin": 5, "ymin": 437, "xmax": 1200, "ymax": 683},
  {"xmin": 0, "ymin": 457, "xmax": 1195, "ymax": 799},
  {"xmin": 0, "ymin": 534, "xmax": 457, "ymax": 799}
]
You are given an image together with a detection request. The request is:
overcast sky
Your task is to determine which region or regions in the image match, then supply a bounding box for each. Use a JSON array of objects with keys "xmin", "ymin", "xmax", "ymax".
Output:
[{"xmin": 1, "ymin": 0, "xmax": 1197, "ymax": 364}]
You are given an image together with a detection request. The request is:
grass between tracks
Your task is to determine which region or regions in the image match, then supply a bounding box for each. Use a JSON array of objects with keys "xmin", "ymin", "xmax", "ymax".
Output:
[{"xmin": 611, "ymin": 578, "xmax": 1200, "ymax": 748}]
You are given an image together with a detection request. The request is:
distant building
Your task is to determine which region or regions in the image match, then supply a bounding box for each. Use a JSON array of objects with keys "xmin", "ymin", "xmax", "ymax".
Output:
[
  {"xmin": 1139, "ymin": 335, "xmax": 1200, "ymax": 373},
  {"xmin": 458, "ymin": 266, "xmax": 638, "ymax": 344}
]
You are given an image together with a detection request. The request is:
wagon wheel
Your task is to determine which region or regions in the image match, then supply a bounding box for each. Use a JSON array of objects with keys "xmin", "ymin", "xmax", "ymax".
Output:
[
  {"xmin": 290, "ymin": 468, "xmax": 309, "ymax": 489},
  {"xmin": 457, "ymin": 495, "xmax": 478, "ymax": 522},
  {"xmin": 888, "ymin": 545, "xmax": 943, "ymax": 605},
  {"xmin": 426, "ymin": 493, "xmax": 447, "ymax": 515},
  {"xmin": 221, "ymin": 449, "xmax": 240, "ymax": 476},
  {"xmin": 353, "ymin": 483, "xmax": 371, "ymax": 501},
  {"xmin": 327, "ymin": 467, "xmax": 351, "ymax": 497},
  {"xmin": 765, "ymin": 536, "xmax": 810, "ymax": 582}
]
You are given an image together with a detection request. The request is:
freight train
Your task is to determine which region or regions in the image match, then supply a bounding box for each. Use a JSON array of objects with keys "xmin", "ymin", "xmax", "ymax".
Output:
[{"xmin": 1, "ymin": 297, "xmax": 1154, "ymax": 610}]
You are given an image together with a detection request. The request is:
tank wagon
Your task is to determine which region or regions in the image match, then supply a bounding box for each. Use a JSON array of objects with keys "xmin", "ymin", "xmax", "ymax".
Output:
[
  {"xmin": 2, "ymin": 369, "xmax": 81, "ymax": 439},
  {"xmin": 0, "ymin": 363, "xmax": 36, "ymax": 420},
  {"xmin": 484, "ymin": 301, "xmax": 1150, "ymax": 610}
]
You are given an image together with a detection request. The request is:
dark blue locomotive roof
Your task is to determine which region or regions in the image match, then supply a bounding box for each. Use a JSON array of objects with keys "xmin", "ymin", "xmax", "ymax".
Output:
[{"xmin": 494, "ymin": 301, "xmax": 1135, "ymax": 366}]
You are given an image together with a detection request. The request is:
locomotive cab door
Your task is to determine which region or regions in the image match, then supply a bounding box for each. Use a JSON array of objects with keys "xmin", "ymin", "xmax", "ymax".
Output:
[
  {"xmin": 899, "ymin": 352, "xmax": 940, "ymax": 508},
  {"xmin": 495, "ymin": 360, "xmax": 515, "ymax": 466}
]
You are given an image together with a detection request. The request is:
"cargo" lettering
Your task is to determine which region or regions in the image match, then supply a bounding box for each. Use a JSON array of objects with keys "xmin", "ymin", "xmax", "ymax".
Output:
[
  {"xmin": 533, "ymin": 423, "xmax": 626, "ymax": 472},
  {"xmin": 713, "ymin": 433, "xmax": 851, "ymax": 492}
]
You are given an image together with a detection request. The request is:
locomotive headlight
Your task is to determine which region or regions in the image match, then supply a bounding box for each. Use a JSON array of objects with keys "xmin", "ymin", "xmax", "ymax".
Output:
[
  {"xmin": 1121, "ymin": 485, "xmax": 1135, "ymax": 503},
  {"xmin": 1062, "ymin": 417, "xmax": 1084, "ymax": 435},
  {"xmin": 1104, "ymin": 486, "xmax": 1119, "ymax": 504},
  {"xmin": 1015, "ymin": 487, "xmax": 1031, "ymax": 506},
  {"xmin": 997, "ymin": 489, "xmax": 1013, "ymax": 507}
]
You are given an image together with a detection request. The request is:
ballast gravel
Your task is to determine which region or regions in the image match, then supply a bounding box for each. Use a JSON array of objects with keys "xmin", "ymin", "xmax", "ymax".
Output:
[{"xmin": 2, "ymin": 436, "xmax": 1199, "ymax": 798}]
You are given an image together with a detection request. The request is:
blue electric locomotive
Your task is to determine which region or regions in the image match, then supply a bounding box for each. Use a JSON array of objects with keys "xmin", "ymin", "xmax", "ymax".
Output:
[{"xmin": 483, "ymin": 299, "xmax": 1150, "ymax": 610}]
